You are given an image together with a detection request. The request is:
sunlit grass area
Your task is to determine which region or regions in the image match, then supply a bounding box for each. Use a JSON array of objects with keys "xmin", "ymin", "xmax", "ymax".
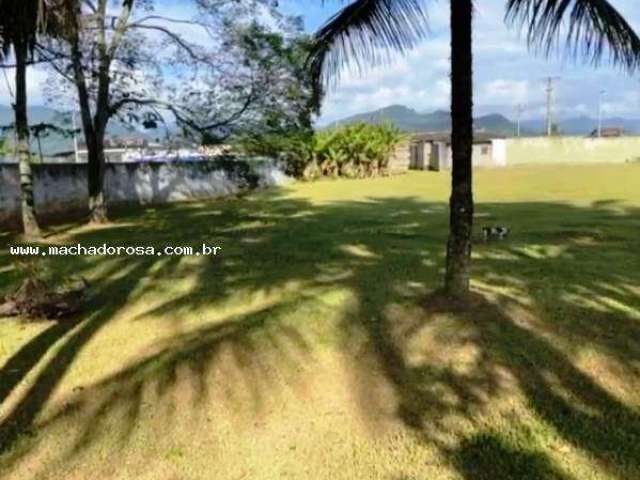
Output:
[{"xmin": 1, "ymin": 164, "xmax": 639, "ymax": 480}]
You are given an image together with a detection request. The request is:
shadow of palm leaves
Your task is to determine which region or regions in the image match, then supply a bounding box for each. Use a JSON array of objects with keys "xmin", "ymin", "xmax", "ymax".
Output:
[
  {"xmin": 0, "ymin": 193, "xmax": 639, "ymax": 479},
  {"xmin": 36, "ymin": 299, "xmax": 312, "ymax": 463},
  {"xmin": 0, "ymin": 257, "xmax": 157, "ymax": 454}
]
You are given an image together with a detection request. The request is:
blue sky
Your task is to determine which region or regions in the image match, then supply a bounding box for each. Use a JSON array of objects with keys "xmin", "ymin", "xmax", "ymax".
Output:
[
  {"xmin": 3, "ymin": 0, "xmax": 640, "ymax": 125},
  {"xmin": 279, "ymin": 0, "xmax": 640, "ymax": 125}
]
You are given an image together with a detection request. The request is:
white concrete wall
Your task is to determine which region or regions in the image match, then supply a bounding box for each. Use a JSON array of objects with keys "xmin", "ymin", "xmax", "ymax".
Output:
[
  {"xmin": 492, "ymin": 139, "xmax": 507, "ymax": 167},
  {"xmin": 441, "ymin": 143, "xmax": 494, "ymax": 169},
  {"xmin": 0, "ymin": 160, "xmax": 290, "ymax": 229},
  {"xmin": 410, "ymin": 139, "xmax": 504, "ymax": 170},
  {"xmin": 471, "ymin": 143, "xmax": 494, "ymax": 167},
  {"xmin": 505, "ymin": 136, "xmax": 640, "ymax": 165}
]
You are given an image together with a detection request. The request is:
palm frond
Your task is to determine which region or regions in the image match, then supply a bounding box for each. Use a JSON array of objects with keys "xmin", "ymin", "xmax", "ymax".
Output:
[
  {"xmin": 506, "ymin": 0, "xmax": 640, "ymax": 71},
  {"xmin": 307, "ymin": 0, "xmax": 430, "ymax": 107}
]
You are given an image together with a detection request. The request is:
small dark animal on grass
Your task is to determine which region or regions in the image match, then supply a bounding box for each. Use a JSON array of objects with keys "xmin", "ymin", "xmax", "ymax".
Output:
[{"xmin": 482, "ymin": 226, "xmax": 510, "ymax": 241}]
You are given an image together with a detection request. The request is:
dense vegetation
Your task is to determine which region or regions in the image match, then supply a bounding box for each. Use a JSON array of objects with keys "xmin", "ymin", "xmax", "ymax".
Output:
[{"xmin": 239, "ymin": 122, "xmax": 404, "ymax": 180}]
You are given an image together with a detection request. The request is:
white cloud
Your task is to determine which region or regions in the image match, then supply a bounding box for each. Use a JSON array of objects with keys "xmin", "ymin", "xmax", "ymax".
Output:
[
  {"xmin": 302, "ymin": 0, "xmax": 640, "ymax": 123},
  {"xmin": 337, "ymin": 59, "xmax": 412, "ymax": 89},
  {"xmin": 481, "ymin": 79, "xmax": 530, "ymax": 105}
]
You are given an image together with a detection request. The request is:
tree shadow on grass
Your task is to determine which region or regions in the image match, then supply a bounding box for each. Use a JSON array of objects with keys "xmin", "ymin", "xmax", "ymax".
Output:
[
  {"xmin": 0, "ymin": 190, "xmax": 639, "ymax": 478},
  {"xmin": 329, "ymin": 199, "xmax": 640, "ymax": 479},
  {"xmin": 0, "ymin": 194, "xmax": 322, "ymax": 472},
  {"xmin": 0, "ymin": 257, "xmax": 159, "ymax": 453},
  {"xmin": 452, "ymin": 431, "xmax": 572, "ymax": 480},
  {"xmin": 445, "ymin": 293, "xmax": 640, "ymax": 479},
  {"xmin": 0, "ymin": 319, "xmax": 79, "ymax": 405},
  {"xmin": 340, "ymin": 199, "xmax": 639, "ymax": 478},
  {"xmin": 35, "ymin": 298, "xmax": 312, "ymax": 463}
]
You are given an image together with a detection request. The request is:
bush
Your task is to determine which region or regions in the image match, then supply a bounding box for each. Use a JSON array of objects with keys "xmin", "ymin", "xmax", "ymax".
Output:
[
  {"xmin": 236, "ymin": 122, "xmax": 405, "ymax": 180},
  {"xmin": 311, "ymin": 123, "xmax": 405, "ymax": 179},
  {"xmin": 236, "ymin": 130, "xmax": 315, "ymax": 178}
]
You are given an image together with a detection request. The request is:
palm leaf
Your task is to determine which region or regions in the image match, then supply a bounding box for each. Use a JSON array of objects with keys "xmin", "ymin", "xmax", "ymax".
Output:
[
  {"xmin": 307, "ymin": 0, "xmax": 430, "ymax": 105},
  {"xmin": 506, "ymin": 0, "xmax": 640, "ymax": 70}
]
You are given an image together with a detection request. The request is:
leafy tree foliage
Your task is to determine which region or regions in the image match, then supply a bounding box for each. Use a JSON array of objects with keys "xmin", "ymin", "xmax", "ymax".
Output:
[
  {"xmin": 0, "ymin": 136, "xmax": 8, "ymax": 155},
  {"xmin": 41, "ymin": 0, "xmax": 311, "ymax": 222},
  {"xmin": 172, "ymin": 22, "xmax": 317, "ymax": 145}
]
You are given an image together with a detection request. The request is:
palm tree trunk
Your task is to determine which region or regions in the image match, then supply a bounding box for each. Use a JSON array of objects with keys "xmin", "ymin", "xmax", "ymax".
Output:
[
  {"xmin": 445, "ymin": 0, "xmax": 474, "ymax": 297},
  {"xmin": 14, "ymin": 39, "xmax": 41, "ymax": 239}
]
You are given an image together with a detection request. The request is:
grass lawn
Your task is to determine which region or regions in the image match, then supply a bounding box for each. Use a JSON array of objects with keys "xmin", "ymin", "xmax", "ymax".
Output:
[{"xmin": 1, "ymin": 164, "xmax": 639, "ymax": 480}]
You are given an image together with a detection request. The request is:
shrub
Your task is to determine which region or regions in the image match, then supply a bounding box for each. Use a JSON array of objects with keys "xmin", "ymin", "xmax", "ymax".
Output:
[
  {"xmin": 236, "ymin": 130, "xmax": 315, "ymax": 178},
  {"xmin": 236, "ymin": 122, "xmax": 405, "ymax": 180},
  {"xmin": 310, "ymin": 122, "xmax": 405, "ymax": 179},
  {"xmin": 310, "ymin": 123, "xmax": 404, "ymax": 179}
]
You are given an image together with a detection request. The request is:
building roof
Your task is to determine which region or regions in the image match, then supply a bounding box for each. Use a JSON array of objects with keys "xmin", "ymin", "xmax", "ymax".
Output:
[{"xmin": 411, "ymin": 132, "xmax": 504, "ymax": 144}]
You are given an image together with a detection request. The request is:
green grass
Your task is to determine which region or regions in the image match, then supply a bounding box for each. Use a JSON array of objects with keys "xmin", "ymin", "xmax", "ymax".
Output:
[{"xmin": 1, "ymin": 164, "xmax": 639, "ymax": 479}]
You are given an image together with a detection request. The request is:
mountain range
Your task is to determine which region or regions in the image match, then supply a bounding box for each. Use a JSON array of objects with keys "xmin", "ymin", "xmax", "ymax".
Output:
[
  {"xmin": 328, "ymin": 105, "xmax": 518, "ymax": 135},
  {"xmin": 327, "ymin": 104, "xmax": 640, "ymax": 136}
]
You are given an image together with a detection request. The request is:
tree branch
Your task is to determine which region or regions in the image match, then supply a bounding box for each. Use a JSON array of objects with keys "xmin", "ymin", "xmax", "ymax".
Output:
[{"xmin": 124, "ymin": 23, "xmax": 205, "ymax": 61}]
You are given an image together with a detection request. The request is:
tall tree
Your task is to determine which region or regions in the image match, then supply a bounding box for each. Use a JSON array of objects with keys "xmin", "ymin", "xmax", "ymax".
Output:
[
  {"xmin": 307, "ymin": 0, "xmax": 640, "ymax": 298},
  {"xmin": 58, "ymin": 0, "xmax": 133, "ymax": 223},
  {"xmin": 0, "ymin": 0, "xmax": 51, "ymax": 237},
  {"xmin": 46, "ymin": 0, "xmax": 297, "ymax": 223}
]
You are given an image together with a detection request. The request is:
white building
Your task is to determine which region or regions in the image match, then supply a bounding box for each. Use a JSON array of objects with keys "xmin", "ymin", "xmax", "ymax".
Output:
[{"xmin": 409, "ymin": 133, "xmax": 507, "ymax": 170}]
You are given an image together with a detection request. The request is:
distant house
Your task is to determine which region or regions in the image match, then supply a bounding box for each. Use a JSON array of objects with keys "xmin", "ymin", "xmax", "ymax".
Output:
[
  {"xmin": 409, "ymin": 132, "xmax": 507, "ymax": 170},
  {"xmin": 588, "ymin": 127, "xmax": 624, "ymax": 138}
]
